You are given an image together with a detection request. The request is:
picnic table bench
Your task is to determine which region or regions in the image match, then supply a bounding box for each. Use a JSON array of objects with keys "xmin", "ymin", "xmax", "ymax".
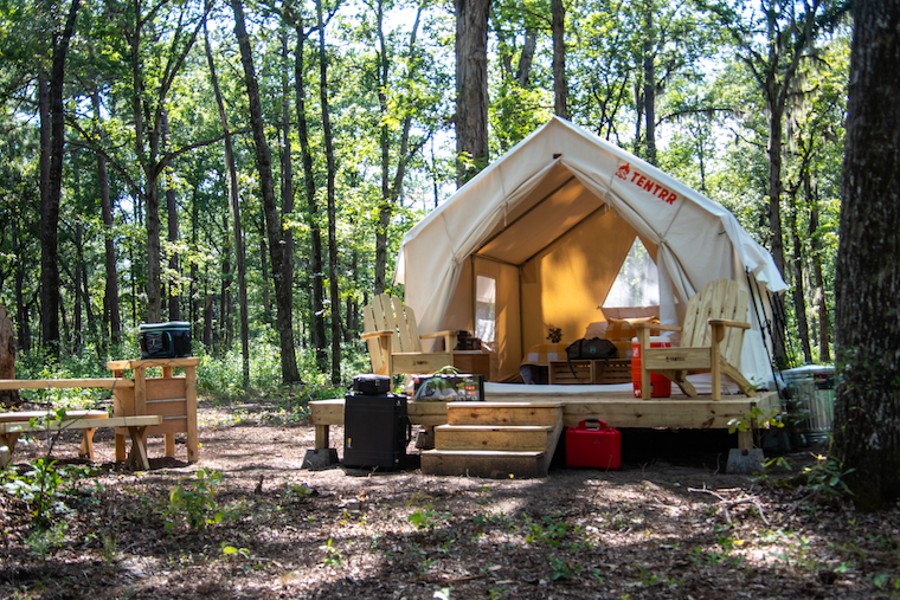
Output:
[
  {"xmin": 0, "ymin": 414, "xmax": 163, "ymax": 470},
  {"xmin": 0, "ymin": 409, "xmax": 110, "ymax": 459},
  {"xmin": 0, "ymin": 359, "xmax": 199, "ymax": 470}
]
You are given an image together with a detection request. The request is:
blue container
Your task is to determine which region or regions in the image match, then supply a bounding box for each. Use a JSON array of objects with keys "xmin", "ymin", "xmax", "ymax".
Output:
[{"xmin": 139, "ymin": 322, "xmax": 192, "ymax": 359}]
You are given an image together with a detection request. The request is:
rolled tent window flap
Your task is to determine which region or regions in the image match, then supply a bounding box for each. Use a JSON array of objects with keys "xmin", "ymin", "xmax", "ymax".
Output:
[
  {"xmin": 475, "ymin": 275, "xmax": 496, "ymax": 343},
  {"xmin": 603, "ymin": 238, "xmax": 660, "ymax": 308}
]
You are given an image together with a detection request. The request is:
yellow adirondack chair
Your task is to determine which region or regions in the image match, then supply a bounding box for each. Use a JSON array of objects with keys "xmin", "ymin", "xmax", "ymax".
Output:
[
  {"xmin": 635, "ymin": 279, "xmax": 756, "ymax": 400},
  {"xmin": 361, "ymin": 294, "xmax": 457, "ymax": 376}
]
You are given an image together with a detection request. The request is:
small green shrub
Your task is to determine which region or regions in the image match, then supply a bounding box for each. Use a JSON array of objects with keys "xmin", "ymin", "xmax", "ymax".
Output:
[
  {"xmin": 2, "ymin": 457, "xmax": 95, "ymax": 530},
  {"xmin": 162, "ymin": 468, "xmax": 224, "ymax": 532}
]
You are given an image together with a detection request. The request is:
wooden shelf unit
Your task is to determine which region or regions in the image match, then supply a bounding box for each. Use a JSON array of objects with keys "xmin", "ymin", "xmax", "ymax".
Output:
[
  {"xmin": 548, "ymin": 358, "xmax": 631, "ymax": 385},
  {"xmin": 108, "ymin": 357, "xmax": 199, "ymax": 464}
]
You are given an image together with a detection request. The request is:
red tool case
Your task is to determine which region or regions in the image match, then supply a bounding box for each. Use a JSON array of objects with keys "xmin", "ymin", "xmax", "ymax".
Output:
[{"xmin": 565, "ymin": 418, "xmax": 621, "ymax": 470}]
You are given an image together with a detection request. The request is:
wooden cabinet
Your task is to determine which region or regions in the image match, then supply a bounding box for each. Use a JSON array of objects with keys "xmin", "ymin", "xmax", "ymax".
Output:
[
  {"xmin": 548, "ymin": 359, "xmax": 631, "ymax": 385},
  {"xmin": 108, "ymin": 357, "xmax": 199, "ymax": 464},
  {"xmin": 452, "ymin": 351, "xmax": 491, "ymax": 379}
]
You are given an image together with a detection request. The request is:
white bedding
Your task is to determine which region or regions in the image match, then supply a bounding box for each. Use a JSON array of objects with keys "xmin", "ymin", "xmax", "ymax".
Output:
[
  {"xmin": 484, "ymin": 375, "xmax": 747, "ymax": 398},
  {"xmin": 484, "ymin": 381, "xmax": 634, "ymax": 396}
]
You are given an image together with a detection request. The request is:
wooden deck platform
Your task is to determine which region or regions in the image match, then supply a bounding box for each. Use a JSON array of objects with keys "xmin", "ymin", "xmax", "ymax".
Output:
[{"xmin": 309, "ymin": 388, "xmax": 780, "ymax": 456}]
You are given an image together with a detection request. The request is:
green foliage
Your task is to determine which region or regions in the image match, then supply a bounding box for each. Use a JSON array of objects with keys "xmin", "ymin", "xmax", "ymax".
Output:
[
  {"xmin": 407, "ymin": 506, "xmax": 447, "ymax": 531},
  {"xmin": 524, "ymin": 514, "xmax": 575, "ymax": 548},
  {"xmin": 548, "ymin": 556, "xmax": 579, "ymax": 581},
  {"xmin": 320, "ymin": 537, "xmax": 344, "ymax": 567},
  {"xmin": 0, "ymin": 0, "xmax": 849, "ymax": 410},
  {"xmin": 162, "ymin": 468, "xmax": 225, "ymax": 532},
  {"xmin": 1, "ymin": 458, "xmax": 96, "ymax": 530},
  {"xmin": 800, "ymin": 454, "xmax": 855, "ymax": 501},
  {"xmin": 727, "ymin": 406, "xmax": 785, "ymax": 435}
]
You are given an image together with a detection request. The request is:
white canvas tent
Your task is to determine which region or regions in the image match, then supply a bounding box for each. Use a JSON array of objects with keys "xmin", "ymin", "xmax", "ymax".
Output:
[{"xmin": 395, "ymin": 117, "xmax": 788, "ymax": 384}]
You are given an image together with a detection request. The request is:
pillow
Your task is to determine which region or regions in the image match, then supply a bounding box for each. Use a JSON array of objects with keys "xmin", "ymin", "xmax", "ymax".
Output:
[
  {"xmin": 583, "ymin": 321, "xmax": 609, "ymax": 339},
  {"xmin": 605, "ymin": 316, "xmax": 659, "ymax": 341}
]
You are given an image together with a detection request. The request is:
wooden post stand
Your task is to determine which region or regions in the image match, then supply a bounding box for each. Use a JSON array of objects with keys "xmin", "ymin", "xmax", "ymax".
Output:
[{"xmin": 107, "ymin": 358, "xmax": 199, "ymax": 464}]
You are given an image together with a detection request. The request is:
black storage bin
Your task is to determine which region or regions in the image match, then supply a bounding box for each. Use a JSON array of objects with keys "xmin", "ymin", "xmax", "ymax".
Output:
[
  {"xmin": 352, "ymin": 374, "xmax": 391, "ymax": 395},
  {"xmin": 343, "ymin": 393, "xmax": 410, "ymax": 470},
  {"xmin": 139, "ymin": 322, "xmax": 192, "ymax": 359}
]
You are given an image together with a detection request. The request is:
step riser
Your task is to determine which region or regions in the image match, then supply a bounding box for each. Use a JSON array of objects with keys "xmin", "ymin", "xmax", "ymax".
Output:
[
  {"xmin": 421, "ymin": 452, "xmax": 545, "ymax": 479},
  {"xmin": 447, "ymin": 406, "xmax": 560, "ymax": 426},
  {"xmin": 435, "ymin": 429, "xmax": 549, "ymax": 451}
]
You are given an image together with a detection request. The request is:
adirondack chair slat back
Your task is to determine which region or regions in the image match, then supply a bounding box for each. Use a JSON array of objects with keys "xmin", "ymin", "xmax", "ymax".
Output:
[
  {"xmin": 680, "ymin": 280, "xmax": 748, "ymax": 366},
  {"xmin": 362, "ymin": 301, "xmax": 387, "ymax": 374},
  {"xmin": 367, "ymin": 294, "xmax": 422, "ymax": 353},
  {"xmin": 389, "ymin": 294, "xmax": 422, "ymax": 353}
]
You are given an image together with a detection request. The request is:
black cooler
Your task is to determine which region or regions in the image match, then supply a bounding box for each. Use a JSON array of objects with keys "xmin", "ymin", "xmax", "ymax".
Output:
[
  {"xmin": 139, "ymin": 322, "xmax": 192, "ymax": 358},
  {"xmin": 343, "ymin": 376, "xmax": 411, "ymax": 470}
]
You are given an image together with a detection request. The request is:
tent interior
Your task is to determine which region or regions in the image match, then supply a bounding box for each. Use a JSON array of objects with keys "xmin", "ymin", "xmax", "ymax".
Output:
[{"xmin": 440, "ymin": 161, "xmax": 667, "ymax": 382}]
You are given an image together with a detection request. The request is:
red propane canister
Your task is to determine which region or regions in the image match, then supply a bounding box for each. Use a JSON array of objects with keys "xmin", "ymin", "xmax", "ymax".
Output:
[
  {"xmin": 565, "ymin": 419, "xmax": 621, "ymax": 470},
  {"xmin": 631, "ymin": 336, "xmax": 672, "ymax": 398}
]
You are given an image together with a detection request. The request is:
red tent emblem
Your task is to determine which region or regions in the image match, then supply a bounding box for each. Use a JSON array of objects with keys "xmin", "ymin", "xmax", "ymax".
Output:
[{"xmin": 615, "ymin": 163, "xmax": 630, "ymax": 180}]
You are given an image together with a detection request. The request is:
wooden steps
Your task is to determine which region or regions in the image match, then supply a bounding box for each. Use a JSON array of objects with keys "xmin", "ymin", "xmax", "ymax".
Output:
[{"xmin": 421, "ymin": 402, "xmax": 563, "ymax": 478}]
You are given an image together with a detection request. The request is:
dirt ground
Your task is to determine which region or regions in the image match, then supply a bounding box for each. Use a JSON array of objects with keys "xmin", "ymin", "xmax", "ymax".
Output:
[{"xmin": 1, "ymin": 402, "xmax": 898, "ymax": 599}]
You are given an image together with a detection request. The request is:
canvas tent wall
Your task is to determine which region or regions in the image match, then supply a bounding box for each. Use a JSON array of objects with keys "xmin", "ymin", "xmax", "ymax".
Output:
[{"xmin": 395, "ymin": 117, "xmax": 787, "ymax": 384}]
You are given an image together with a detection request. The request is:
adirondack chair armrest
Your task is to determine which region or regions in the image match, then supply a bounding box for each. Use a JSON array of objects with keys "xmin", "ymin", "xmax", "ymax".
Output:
[
  {"xmin": 635, "ymin": 322, "xmax": 680, "ymax": 353},
  {"xmin": 360, "ymin": 329, "xmax": 394, "ymax": 341},
  {"xmin": 634, "ymin": 322, "xmax": 681, "ymax": 332},
  {"xmin": 420, "ymin": 329, "xmax": 458, "ymax": 352},
  {"xmin": 419, "ymin": 329, "xmax": 456, "ymax": 339},
  {"xmin": 707, "ymin": 319, "xmax": 750, "ymax": 330},
  {"xmin": 707, "ymin": 318, "xmax": 750, "ymax": 345}
]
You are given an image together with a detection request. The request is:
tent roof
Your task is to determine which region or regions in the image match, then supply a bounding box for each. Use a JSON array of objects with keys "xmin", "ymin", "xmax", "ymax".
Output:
[
  {"xmin": 395, "ymin": 116, "xmax": 787, "ymax": 347},
  {"xmin": 475, "ymin": 162, "xmax": 611, "ymax": 266}
]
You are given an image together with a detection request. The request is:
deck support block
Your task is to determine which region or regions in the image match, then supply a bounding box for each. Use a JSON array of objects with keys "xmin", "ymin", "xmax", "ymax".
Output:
[
  {"xmin": 726, "ymin": 448, "xmax": 764, "ymax": 474},
  {"xmin": 302, "ymin": 448, "xmax": 339, "ymax": 470}
]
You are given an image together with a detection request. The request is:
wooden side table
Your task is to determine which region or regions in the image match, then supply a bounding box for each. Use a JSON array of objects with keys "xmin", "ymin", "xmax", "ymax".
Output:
[
  {"xmin": 452, "ymin": 351, "xmax": 491, "ymax": 379},
  {"xmin": 107, "ymin": 358, "xmax": 199, "ymax": 464}
]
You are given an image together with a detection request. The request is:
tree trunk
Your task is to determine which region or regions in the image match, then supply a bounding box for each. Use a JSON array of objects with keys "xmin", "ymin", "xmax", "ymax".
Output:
[
  {"xmin": 316, "ymin": 0, "xmax": 342, "ymax": 384},
  {"xmin": 808, "ymin": 194, "xmax": 831, "ymax": 362},
  {"xmin": 145, "ymin": 177, "xmax": 163, "ymax": 323},
  {"xmin": 38, "ymin": 70, "xmax": 57, "ymax": 353},
  {"xmin": 454, "ymin": 0, "xmax": 490, "ymax": 186},
  {"xmin": 203, "ymin": 267, "xmax": 213, "ymax": 348},
  {"xmin": 257, "ymin": 215, "xmax": 272, "ymax": 323},
  {"xmin": 0, "ymin": 306, "xmax": 21, "ymax": 408},
  {"xmin": 279, "ymin": 27, "xmax": 295, "ymax": 342},
  {"xmin": 551, "ymin": 0, "xmax": 568, "ymax": 119},
  {"xmin": 833, "ymin": 0, "xmax": 900, "ymax": 510},
  {"xmin": 39, "ymin": 0, "xmax": 80, "ymax": 355},
  {"xmin": 73, "ymin": 222, "xmax": 84, "ymax": 352},
  {"xmin": 92, "ymin": 87, "xmax": 121, "ymax": 346},
  {"xmin": 126, "ymin": 4, "xmax": 163, "ymax": 324},
  {"xmin": 12, "ymin": 209, "xmax": 30, "ymax": 353},
  {"xmin": 205, "ymin": 19, "xmax": 249, "ymax": 383},
  {"xmin": 219, "ymin": 212, "xmax": 233, "ymax": 350},
  {"xmin": 162, "ymin": 110, "xmax": 181, "ymax": 322},
  {"xmin": 231, "ymin": 0, "xmax": 299, "ymax": 383},
  {"xmin": 642, "ymin": 1, "xmax": 657, "ymax": 165},
  {"xmin": 190, "ymin": 181, "xmax": 200, "ymax": 344},
  {"xmin": 375, "ymin": 0, "xmax": 390, "ymax": 295},
  {"xmin": 787, "ymin": 190, "xmax": 812, "ymax": 363},
  {"xmin": 516, "ymin": 31, "xmax": 537, "ymax": 87},
  {"xmin": 294, "ymin": 21, "xmax": 328, "ymax": 371}
]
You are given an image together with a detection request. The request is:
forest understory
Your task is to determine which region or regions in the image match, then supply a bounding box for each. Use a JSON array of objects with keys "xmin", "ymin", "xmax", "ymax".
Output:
[{"xmin": 1, "ymin": 402, "xmax": 898, "ymax": 600}]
